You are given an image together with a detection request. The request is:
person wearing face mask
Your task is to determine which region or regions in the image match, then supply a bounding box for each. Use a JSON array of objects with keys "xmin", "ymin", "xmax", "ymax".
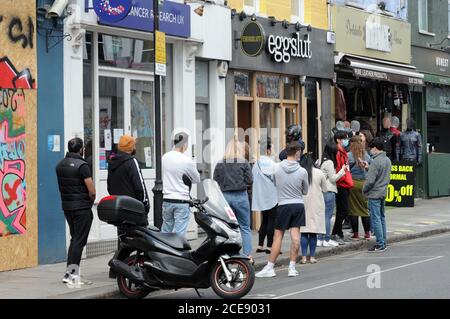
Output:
[
  {"xmin": 331, "ymin": 131, "xmax": 353, "ymax": 244},
  {"xmin": 107, "ymin": 135, "xmax": 150, "ymax": 214}
]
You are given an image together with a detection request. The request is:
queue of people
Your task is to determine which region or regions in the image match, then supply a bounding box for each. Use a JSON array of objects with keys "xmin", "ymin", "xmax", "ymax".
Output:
[{"xmin": 56, "ymin": 118, "xmax": 393, "ymax": 282}]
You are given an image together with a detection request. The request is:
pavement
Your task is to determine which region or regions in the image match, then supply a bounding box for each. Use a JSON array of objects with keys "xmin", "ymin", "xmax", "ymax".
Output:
[{"xmin": 1, "ymin": 197, "xmax": 450, "ymax": 299}]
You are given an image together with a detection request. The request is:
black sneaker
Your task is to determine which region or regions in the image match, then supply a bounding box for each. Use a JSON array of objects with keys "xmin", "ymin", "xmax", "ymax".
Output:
[
  {"xmin": 62, "ymin": 272, "xmax": 70, "ymax": 283},
  {"xmin": 368, "ymin": 245, "xmax": 386, "ymax": 253}
]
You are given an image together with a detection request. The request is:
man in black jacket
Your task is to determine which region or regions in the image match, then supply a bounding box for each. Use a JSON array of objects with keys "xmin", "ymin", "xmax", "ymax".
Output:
[
  {"xmin": 107, "ymin": 135, "xmax": 150, "ymax": 214},
  {"xmin": 56, "ymin": 138, "xmax": 96, "ymax": 283}
]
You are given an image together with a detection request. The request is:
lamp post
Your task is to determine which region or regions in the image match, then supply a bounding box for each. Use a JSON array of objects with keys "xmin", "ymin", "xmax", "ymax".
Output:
[{"xmin": 152, "ymin": 0, "xmax": 163, "ymax": 229}]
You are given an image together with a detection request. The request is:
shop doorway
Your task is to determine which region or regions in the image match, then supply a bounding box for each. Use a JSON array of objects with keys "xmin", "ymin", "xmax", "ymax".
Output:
[
  {"xmin": 237, "ymin": 100, "xmax": 252, "ymax": 160},
  {"xmin": 93, "ymin": 71, "xmax": 155, "ymax": 240},
  {"xmin": 196, "ymin": 103, "xmax": 211, "ymax": 199}
]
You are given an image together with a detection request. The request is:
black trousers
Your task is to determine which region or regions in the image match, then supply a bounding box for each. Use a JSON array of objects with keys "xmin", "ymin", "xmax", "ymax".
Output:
[
  {"xmin": 258, "ymin": 205, "xmax": 277, "ymax": 248},
  {"xmin": 332, "ymin": 187, "xmax": 350, "ymax": 238},
  {"xmin": 349, "ymin": 216, "xmax": 371, "ymax": 234},
  {"xmin": 64, "ymin": 209, "xmax": 93, "ymax": 267}
]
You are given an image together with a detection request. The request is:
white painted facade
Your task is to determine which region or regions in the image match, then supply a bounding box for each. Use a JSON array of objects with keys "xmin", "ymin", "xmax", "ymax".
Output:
[{"xmin": 62, "ymin": 0, "xmax": 231, "ymax": 249}]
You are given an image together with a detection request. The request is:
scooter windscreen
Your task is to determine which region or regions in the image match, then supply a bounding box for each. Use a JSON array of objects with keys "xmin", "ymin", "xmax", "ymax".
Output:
[{"xmin": 200, "ymin": 179, "xmax": 240, "ymax": 226}]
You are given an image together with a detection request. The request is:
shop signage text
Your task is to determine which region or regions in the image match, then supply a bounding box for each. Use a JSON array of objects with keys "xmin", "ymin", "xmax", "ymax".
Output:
[
  {"xmin": 353, "ymin": 67, "xmax": 424, "ymax": 85},
  {"xmin": 240, "ymin": 21, "xmax": 265, "ymax": 57},
  {"xmin": 93, "ymin": 0, "xmax": 132, "ymax": 23},
  {"xmin": 333, "ymin": 6, "xmax": 411, "ymax": 64},
  {"xmin": 386, "ymin": 161, "xmax": 415, "ymax": 208},
  {"xmin": 365, "ymin": 21, "xmax": 391, "ymax": 53},
  {"xmin": 267, "ymin": 33, "xmax": 312, "ymax": 63},
  {"xmin": 96, "ymin": 0, "xmax": 191, "ymax": 38}
]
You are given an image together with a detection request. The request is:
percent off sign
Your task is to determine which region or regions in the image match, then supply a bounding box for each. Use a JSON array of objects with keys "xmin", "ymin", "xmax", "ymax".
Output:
[{"xmin": 386, "ymin": 184, "xmax": 414, "ymax": 204}]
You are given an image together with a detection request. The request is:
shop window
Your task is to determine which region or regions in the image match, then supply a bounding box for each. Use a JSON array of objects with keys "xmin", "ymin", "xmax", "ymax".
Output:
[
  {"xmin": 260, "ymin": 103, "xmax": 282, "ymax": 155},
  {"xmin": 234, "ymin": 71, "xmax": 251, "ymax": 97},
  {"xmin": 83, "ymin": 32, "xmax": 94, "ymax": 174},
  {"xmin": 244, "ymin": 0, "xmax": 259, "ymax": 14},
  {"xmin": 131, "ymin": 80, "xmax": 155, "ymax": 169},
  {"xmin": 285, "ymin": 107, "xmax": 297, "ymax": 129},
  {"xmin": 99, "ymin": 34, "xmax": 154, "ymax": 72},
  {"xmin": 256, "ymin": 74, "xmax": 280, "ymax": 99},
  {"xmin": 98, "ymin": 77, "xmax": 125, "ymax": 170},
  {"xmin": 418, "ymin": 0, "xmax": 429, "ymax": 32},
  {"xmin": 196, "ymin": 61, "xmax": 209, "ymax": 98},
  {"xmin": 291, "ymin": 0, "xmax": 304, "ymax": 23},
  {"xmin": 283, "ymin": 77, "xmax": 297, "ymax": 100}
]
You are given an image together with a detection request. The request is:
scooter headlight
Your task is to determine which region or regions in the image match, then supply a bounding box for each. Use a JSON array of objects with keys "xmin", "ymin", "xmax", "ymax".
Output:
[{"xmin": 212, "ymin": 218, "xmax": 241, "ymax": 243}]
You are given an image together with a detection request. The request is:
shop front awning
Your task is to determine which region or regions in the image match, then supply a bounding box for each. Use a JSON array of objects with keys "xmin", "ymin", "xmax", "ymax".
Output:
[{"xmin": 335, "ymin": 54, "xmax": 425, "ymax": 86}]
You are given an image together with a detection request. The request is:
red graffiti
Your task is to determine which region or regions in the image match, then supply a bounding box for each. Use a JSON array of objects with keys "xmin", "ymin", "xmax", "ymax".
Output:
[
  {"xmin": 0, "ymin": 56, "xmax": 35, "ymax": 89},
  {"xmin": 4, "ymin": 178, "xmax": 21, "ymax": 206}
]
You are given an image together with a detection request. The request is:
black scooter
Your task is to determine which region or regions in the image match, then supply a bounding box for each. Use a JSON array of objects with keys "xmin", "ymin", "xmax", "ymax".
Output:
[{"xmin": 98, "ymin": 178, "xmax": 255, "ymax": 299}]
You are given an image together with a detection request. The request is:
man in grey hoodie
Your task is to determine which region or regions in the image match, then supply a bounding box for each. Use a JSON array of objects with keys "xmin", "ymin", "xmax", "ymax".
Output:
[
  {"xmin": 362, "ymin": 137, "xmax": 392, "ymax": 253},
  {"xmin": 256, "ymin": 142, "xmax": 309, "ymax": 278}
]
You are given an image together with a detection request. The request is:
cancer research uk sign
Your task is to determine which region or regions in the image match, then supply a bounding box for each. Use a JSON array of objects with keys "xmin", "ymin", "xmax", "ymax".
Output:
[{"xmin": 94, "ymin": 0, "xmax": 191, "ymax": 38}]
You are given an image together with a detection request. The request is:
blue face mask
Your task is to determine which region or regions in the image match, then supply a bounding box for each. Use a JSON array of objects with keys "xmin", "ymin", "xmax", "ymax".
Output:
[{"xmin": 342, "ymin": 139, "xmax": 349, "ymax": 148}]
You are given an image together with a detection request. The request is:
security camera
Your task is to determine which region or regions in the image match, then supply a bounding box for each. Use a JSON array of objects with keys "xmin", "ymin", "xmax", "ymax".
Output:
[
  {"xmin": 37, "ymin": 4, "xmax": 51, "ymax": 16},
  {"xmin": 47, "ymin": 0, "xmax": 69, "ymax": 19},
  {"xmin": 217, "ymin": 61, "xmax": 229, "ymax": 79},
  {"xmin": 299, "ymin": 75, "xmax": 307, "ymax": 86}
]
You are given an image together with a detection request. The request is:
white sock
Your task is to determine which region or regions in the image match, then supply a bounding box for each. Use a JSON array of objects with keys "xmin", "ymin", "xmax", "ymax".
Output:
[
  {"xmin": 289, "ymin": 261, "xmax": 296, "ymax": 268},
  {"xmin": 267, "ymin": 262, "xmax": 274, "ymax": 269}
]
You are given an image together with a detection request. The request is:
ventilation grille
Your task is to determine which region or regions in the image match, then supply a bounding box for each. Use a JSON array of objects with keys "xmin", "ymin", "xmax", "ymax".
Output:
[{"xmin": 86, "ymin": 239, "xmax": 118, "ymax": 258}]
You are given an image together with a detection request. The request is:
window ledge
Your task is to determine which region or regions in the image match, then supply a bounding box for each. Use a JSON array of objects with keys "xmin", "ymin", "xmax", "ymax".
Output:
[{"xmin": 419, "ymin": 30, "xmax": 436, "ymax": 37}]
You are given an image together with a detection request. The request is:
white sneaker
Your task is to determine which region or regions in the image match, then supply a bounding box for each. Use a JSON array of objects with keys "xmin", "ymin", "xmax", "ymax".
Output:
[
  {"xmin": 288, "ymin": 267, "xmax": 299, "ymax": 277},
  {"xmin": 317, "ymin": 240, "xmax": 323, "ymax": 247},
  {"xmin": 323, "ymin": 240, "xmax": 339, "ymax": 247},
  {"xmin": 256, "ymin": 265, "xmax": 276, "ymax": 278}
]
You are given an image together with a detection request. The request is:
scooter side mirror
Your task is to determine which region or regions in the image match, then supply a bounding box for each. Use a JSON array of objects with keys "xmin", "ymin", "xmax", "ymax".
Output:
[{"xmin": 182, "ymin": 174, "xmax": 192, "ymax": 191}]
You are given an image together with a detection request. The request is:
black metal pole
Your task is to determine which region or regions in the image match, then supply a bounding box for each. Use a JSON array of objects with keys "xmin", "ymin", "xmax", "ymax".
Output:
[{"xmin": 152, "ymin": 0, "xmax": 163, "ymax": 229}]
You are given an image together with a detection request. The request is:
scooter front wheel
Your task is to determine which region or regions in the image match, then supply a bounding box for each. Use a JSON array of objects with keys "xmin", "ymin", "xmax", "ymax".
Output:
[
  {"xmin": 210, "ymin": 258, "xmax": 255, "ymax": 299},
  {"xmin": 117, "ymin": 255, "xmax": 153, "ymax": 299}
]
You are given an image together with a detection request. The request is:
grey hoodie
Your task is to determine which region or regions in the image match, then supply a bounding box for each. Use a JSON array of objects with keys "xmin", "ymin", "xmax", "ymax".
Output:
[
  {"xmin": 363, "ymin": 151, "xmax": 392, "ymax": 199},
  {"xmin": 274, "ymin": 160, "xmax": 309, "ymax": 206}
]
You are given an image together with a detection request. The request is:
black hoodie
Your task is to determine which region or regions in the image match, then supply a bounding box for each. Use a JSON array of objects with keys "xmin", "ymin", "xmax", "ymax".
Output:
[{"xmin": 107, "ymin": 151, "xmax": 150, "ymax": 213}]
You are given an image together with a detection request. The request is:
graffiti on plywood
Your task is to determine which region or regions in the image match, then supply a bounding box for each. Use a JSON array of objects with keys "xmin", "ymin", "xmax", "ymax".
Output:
[{"xmin": 0, "ymin": 89, "xmax": 26, "ymax": 237}]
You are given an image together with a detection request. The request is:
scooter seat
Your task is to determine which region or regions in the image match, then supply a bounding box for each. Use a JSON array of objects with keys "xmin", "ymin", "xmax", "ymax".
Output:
[{"xmin": 146, "ymin": 230, "xmax": 191, "ymax": 250}]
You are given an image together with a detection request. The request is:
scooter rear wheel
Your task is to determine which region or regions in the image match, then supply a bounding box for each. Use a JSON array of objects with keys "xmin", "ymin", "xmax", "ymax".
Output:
[
  {"xmin": 117, "ymin": 255, "xmax": 153, "ymax": 299},
  {"xmin": 210, "ymin": 259, "xmax": 255, "ymax": 299}
]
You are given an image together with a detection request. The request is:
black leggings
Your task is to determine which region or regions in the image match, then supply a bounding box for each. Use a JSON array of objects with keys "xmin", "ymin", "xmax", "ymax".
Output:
[
  {"xmin": 349, "ymin": 216, "xmax": 371, "ymax": 233},
  {"xmin": 258, "ymin": 206, "xmax": 277, "ymax": 247},
  {"xmin": 64, "ymin": 209, "xmax": 93, "ymax": 267},
  {"xmin": 332, "ymin": 187, "xmax": 350, "ymax": 238}
]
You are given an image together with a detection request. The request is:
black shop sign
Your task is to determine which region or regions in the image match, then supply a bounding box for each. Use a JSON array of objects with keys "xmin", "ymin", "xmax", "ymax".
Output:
[
  {"xmin": 385, "ymin": 161, "xmax": 415, "ymax": 208},
  {"xmin": 240, "ymin": 21, "xmax": 265, "ymax": 57}
]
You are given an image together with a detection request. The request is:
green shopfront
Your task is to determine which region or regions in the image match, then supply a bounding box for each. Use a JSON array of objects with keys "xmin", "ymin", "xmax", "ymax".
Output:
[{"xmin": 412, "ymin": 46, "xmax": 450, "ymax": 198}]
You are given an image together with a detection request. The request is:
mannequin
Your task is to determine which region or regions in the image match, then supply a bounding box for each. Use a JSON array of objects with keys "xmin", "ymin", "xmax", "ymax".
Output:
[
  {"xmin": 397, "ymin": 119, "xmax": 422, "ymax": 164},
  {"xmin": 377, "ymin": 117, "xmax": 397, "ymax": 160}
]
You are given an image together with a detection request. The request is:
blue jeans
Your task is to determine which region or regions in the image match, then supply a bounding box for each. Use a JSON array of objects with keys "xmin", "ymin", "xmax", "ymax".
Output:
[
  {"xmin": 161, "ymin": 202, "xmax": 191, "ymax": 235},
  {"xmin": 318, "ymin": 192, "xmax": 336, "ymax": 242},
  {"xmin": 301, "ymin": 233, "xmax": 318, "ymax": 257},
  {"xmin": 368, "ymin": 199, "xmax": 387, "ymax": 248},
  {"xmin": 223, "ymin": 191, "xmax": 252, "ymax": 256}
]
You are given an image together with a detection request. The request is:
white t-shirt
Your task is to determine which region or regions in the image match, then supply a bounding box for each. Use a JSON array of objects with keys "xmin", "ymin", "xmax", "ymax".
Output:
[{"xmin": 162, "ymin": 150, "xmax": 201, "ymax": 201}]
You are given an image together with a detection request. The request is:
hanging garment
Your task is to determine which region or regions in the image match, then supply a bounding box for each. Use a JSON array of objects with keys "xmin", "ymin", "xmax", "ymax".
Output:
[{"xmin": 335, "ymin": 86, "xmax": 347, "ymax": 121}]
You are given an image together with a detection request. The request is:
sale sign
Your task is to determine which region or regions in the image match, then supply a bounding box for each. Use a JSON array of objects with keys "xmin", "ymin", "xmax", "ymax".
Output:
[{"xmin": 385, "ymin": 161, "xmax": 415, "ymax": 207}]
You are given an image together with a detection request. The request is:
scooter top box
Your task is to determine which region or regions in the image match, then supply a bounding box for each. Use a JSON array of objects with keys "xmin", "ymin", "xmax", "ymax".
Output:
[{"xmin": 98, "ymin": 195, "xmax": 148, "ymax": 226}]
